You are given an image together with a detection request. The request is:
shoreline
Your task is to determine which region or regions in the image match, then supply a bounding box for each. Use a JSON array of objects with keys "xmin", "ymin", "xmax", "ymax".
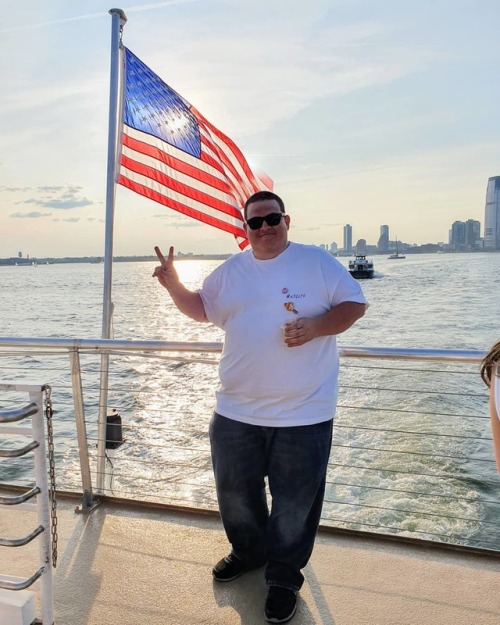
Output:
[{"xmin": 2, "ymin": 248, "xmax": 500, "ymax": 267}]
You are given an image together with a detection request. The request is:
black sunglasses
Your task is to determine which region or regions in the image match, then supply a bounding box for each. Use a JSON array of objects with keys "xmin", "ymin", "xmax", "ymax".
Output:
[{"xmin": 246, "ymin": 212, "xmax": 285, "ymax": 231}]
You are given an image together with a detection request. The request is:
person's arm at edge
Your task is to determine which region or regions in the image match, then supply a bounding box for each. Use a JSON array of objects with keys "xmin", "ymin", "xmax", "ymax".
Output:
[{"xmin": 490, "ymin": 379, "xmax": 500, "ymax": 473}]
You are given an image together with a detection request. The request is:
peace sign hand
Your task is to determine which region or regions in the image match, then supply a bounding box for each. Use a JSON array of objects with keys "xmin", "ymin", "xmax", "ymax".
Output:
[{"xmin": 152, "ymin": 245, "xmax": 179, "ymax": 290}]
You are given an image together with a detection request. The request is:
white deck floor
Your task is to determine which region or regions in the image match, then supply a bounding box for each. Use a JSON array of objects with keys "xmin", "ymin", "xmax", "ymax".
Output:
[{"xmin": 1, "ymin": 494, "xmax": 499, "ymax": 625}]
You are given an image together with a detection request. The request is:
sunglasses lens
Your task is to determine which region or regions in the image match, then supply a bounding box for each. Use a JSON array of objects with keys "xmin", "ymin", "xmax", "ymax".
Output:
[
  {"xmin": 266, "ymin": 213, "xmax": 282, "ymax": 226},
  {"xmin": 247, "ymin": 217, "xmax": 263, "ymax": 230},
  {"xmin": 246, "ymin": 213, "xmax": 283, "ymax": 230}
]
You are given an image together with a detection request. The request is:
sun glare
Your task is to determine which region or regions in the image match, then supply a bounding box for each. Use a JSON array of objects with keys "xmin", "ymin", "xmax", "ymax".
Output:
[
  {"xmin": 175, "ymin": 259, "xmax": 207, "ymax": 287},
  {"xmin": 169, "ymin": 114, "xmax": 190, "ymax": 133}
]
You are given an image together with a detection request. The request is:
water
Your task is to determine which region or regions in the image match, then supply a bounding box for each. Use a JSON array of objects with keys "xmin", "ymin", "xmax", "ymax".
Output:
[
  {"xmin": 2, "ymin": 252, "xmax": 499, "ymax": 346},
  {"xmin": 1, "ymin": 252, "xmax": 500, "ymax": 548}
]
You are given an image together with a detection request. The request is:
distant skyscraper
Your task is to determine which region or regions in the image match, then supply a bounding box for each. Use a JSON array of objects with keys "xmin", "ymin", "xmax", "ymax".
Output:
[
  {"xmin": 465, "ymin": 219, "xmax": 481, "ymax": 250},
  {"xmin": 450, "ymin": 221, "xmax": 466, "ymax": 251},
  {"xmin": 377, "ymin": 225, "xmax": 389, "ymax": 251},
  {"xmin": 355, "ymin": 239, "xmax": 367, "ymax": 254},
  {"xmin": 343, "ymin": 224, "xmax": 352, "ymax": 252},
  {"xmin": 484, "ymin": 176, "xmax": 500, "ymax": 249}
]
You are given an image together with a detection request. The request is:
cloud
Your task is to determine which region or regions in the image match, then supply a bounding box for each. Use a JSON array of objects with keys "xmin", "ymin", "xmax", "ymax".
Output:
[
  {"xmin": 17, "ymin": 197, "xmax": 93, "ymax": 209},
  {"xmin": 0, "ymin": 1, "xmax": 202, "ymax": 33},
  {"xmin": 7, "ymin": 185, "xmax": 94, "ymax": 209},
  {"xmin": 38, "ymin": 185, "xmax": 83, "ymax": 193},
  {"xmin": 152, "ymin": 214, "xmax": 201, "ymax": 227},
  {"xmin": 10, "ymin": 211, "xmax": 52, "ymax": 219},
  {"xmin": 0, "ymin": 186, "xmax": 31, "ymax": 192},
  {"xmin": 0, "ymin": 79, "xmax": 100, "ymax": 116}
]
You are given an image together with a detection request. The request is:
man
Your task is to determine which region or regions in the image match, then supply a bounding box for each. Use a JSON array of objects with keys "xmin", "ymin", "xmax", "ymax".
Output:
[{"xmin": 153, "ymin": 191, "xmax": 367, "ymax": 623}]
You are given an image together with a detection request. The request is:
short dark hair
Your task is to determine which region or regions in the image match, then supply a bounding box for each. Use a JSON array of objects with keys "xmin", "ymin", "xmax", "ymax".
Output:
[{"xmin": 244, "ymin": 191, "xmax": 285, "ymax": 220}]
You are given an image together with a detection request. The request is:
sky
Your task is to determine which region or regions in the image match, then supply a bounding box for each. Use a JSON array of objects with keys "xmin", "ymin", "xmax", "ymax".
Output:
[{"xmin": 1, "ymin": 0, "xmax": 499, "ymax": 257}]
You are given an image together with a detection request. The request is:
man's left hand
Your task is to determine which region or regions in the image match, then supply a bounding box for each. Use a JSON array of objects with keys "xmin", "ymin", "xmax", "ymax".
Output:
[{"xmin": 283, "ymin": 318, "xmax": 316, "ymax": 347}]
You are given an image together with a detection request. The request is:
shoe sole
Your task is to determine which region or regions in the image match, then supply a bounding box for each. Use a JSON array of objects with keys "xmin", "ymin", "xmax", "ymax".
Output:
[
  {"xmin": 265, "ymin": 602, "xmax": 297, "ymax": 623},
  {"xmin": 212, "ymin": 561, "xmax": 266, "ymax": 583},
  {"xmin": 212, "ymin": 571, "xmax": 244, "ymax": 582}
]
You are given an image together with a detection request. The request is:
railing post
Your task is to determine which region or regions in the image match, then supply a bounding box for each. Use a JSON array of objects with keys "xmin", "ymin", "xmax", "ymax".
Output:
[
  {"xmin": 69, "ymin": 349, "xmax": 99, "ymax": 512},
  {"xmin": 96, "ymin": 352, "xmax": 110, "ymax": 494}
]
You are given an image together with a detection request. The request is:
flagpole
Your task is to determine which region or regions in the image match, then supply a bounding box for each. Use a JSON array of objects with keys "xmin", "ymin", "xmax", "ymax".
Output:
[{"xmin": 96, "ymin": 7, "xmax": 128, "ymax": 494}]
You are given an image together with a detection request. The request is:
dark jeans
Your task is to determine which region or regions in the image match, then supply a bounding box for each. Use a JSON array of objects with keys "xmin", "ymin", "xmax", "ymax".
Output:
[{"xmin": 209, "ymin": 412, "xmax": 333, "ymax": 591}]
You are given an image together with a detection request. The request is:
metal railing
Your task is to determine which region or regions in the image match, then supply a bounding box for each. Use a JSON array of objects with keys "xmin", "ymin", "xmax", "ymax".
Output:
[
  {"xmin": 0, "ymin": 337, "xmax": 498, "ymax": 554},
  {"xmin": 0, "ymin": 383, "xmax": 55, "ymax": 625}
]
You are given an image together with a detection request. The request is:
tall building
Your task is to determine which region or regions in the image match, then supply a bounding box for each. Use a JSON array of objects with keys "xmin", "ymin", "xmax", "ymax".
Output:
[
  {"xmin": 343, "ymin": 224, "xmax": 352, "ymax": 253},
  {"xmin": 449, "ymin": 221, "xmax": 466, "ymax": 251},
  {"xmin": 465, "ymin": 219, "xmax": 481, "ymax": 250},
  {"xmin": 377, "ymin": 225, "xmax": 389, "ymax": 252},
  {"xmin": 484, "ymin": 176, "xmax": 500, "ymax": 249},
  {"xmin": 355, "ymin": 239, "xmax": 367, "ymax": 254}
]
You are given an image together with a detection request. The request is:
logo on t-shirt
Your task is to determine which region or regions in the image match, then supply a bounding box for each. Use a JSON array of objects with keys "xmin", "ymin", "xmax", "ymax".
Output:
[
  {"xmin": 280, "ymin": 287, "xmax": 305, "ymax": 299},
  {"xmin": 284, "ymin": 302, "xmax": 299, "ymax": 314}
]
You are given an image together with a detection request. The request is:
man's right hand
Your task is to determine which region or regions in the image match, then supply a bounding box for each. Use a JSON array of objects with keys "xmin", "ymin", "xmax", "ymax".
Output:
[{"xmin": 153, "ymin": 245, "xmax": 180, "ymax": 290}]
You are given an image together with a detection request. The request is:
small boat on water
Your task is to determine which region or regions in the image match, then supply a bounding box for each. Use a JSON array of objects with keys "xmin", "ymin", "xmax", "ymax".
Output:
[
  {"xmin": 348, "ymin": 254, "xmax": 374, "ymax": 279},
  {"xmin": 388, "ymin": 239, "xmax": 405, "ymax": 259}
]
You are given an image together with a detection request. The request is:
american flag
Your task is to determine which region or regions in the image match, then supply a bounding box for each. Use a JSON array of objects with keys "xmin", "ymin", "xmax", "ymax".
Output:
[{"xmin": 118, "ymin": 48, "xmax": 273, "ymax": 249}]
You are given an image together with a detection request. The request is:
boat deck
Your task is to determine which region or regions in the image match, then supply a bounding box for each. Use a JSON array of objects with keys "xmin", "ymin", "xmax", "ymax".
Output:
[{"xmin": 1, "ymin": 494, "xmax": 499, "ymax": 625}]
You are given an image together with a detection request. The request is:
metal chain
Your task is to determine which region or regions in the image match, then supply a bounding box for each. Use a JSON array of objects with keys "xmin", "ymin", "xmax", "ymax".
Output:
[{"xmin": 44, "ymin": 385, "xmax": 58, "ymax": 567}]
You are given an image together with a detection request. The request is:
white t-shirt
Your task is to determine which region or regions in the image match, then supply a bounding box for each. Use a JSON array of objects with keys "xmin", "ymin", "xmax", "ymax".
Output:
[{"xmin": 199, "ymin": 242, "xmax": 367, "ymax": 427}]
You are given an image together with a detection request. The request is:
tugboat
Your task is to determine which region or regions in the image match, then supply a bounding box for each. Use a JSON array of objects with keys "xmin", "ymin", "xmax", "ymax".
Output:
[{"xmin": 348, "ymin": 254, "xmax": 374, "ymax": 279}]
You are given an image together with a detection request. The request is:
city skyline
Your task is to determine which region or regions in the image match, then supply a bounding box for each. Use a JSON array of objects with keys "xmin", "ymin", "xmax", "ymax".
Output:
[
  {"xmin": 1, "ymin": 1, "xmax": 500, "ymax": 257},
  {"xmin": 321, "ymin": 214, "xmax": 485, "ymax": 254}
]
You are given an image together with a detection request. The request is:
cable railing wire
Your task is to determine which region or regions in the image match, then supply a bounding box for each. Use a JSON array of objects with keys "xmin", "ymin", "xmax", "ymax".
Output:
[
  {"xmin": 337, "ymin": 404, "xmax": 489, "ymax": 419},
  {"xmin": 333, "ymin": 423, "xmax": 492, "ymax": 441},
  {"xmin": 323, "ymin": 478, "xmax": 500, "ymax": 506},
  {"xmin": 338, "ymin": 384, "xmax": 486, "ymax": 398},
  {"xmin": 330, "ymin": 442, "xmax": 495, "ymax": 463},
  {"xmin": 321, "ymin": 498, "xmax": 499, "ymax": 527},
  {"xmin": 340, "ymin": 363, "xmax": 481, "ymax": 375},
  {"xmin": 326, "ymin": 461, "xmax": 500, "ymax": 486},
  {"xmin": 320, "ymin": 516, "xmax": 499, "ymax": 550}
]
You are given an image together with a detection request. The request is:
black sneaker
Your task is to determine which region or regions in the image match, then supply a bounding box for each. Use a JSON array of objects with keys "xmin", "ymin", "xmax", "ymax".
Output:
[
  {"xmin": 212, "ymin": 553, "xmax": 247, "ymax": 582},
  {"xmin": 264, "ymin": 587, "xmax": 298, "ymax": 623}
]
